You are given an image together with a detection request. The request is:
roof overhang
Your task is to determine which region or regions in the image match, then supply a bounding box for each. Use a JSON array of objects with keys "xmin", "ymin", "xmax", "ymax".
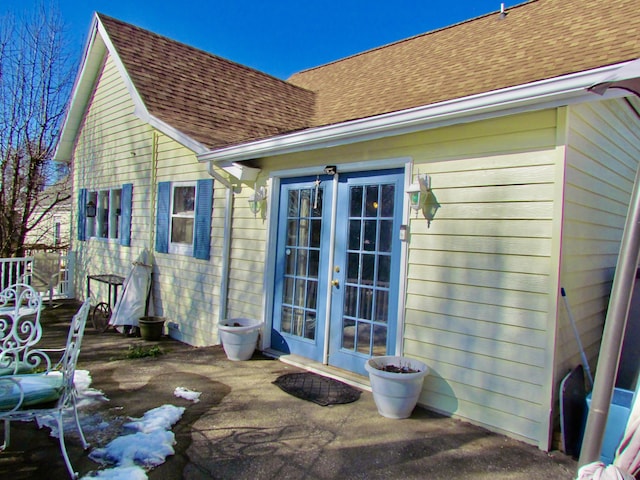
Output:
[
  {"xmin": 198, "ymin": 61, "xmax": 636, "ymax": 168},
  {"xmin": 54, "ymin": 14, "xmax": 257, "ymax": 181},
  {"xmin": 589, "ymin": 58, "xmax": 640, "ymax": 97}
]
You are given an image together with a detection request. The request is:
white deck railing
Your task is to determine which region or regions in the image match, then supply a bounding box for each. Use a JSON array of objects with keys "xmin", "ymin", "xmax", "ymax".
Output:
[{"xmin": 0, "ymin": 254, "xmax": 73, "ymax": 300}]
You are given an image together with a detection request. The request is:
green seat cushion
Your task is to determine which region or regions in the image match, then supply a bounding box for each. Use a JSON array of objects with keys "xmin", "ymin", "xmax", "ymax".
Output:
[
  {"xmin": 0, "ymin": 373, "xmax": 63, "ymax": 410},
  {"xmin": 0, "ymin": 362, "xmax": 37, "ymax": 376}
]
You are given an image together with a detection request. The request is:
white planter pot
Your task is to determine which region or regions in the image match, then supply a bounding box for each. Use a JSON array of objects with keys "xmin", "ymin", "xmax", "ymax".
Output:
[
  {"xmin": 218, "ymin": 318, "xmax": 262, "ymax": 361},
  {"xmin": 365, "ymin": 355, "xmax": 429, "ymax": 419}
]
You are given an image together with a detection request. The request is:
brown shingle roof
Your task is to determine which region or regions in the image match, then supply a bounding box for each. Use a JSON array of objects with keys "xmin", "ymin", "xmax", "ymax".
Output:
[
  {"xmin": 98, "ymin": 0, "xmax": 640, "ymax": 150},
  {"xmin": 288, "ymin": 0, "xmax": 640, "ymax": 127},
  {"xmin": 98, "ymin": 14, "xmax": 316, "ymax": 150}
]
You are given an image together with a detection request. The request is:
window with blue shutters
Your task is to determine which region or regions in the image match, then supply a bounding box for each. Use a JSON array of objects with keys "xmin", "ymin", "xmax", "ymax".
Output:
[
  {"xmin": 79, "ymin": 185, "xmax": 132, "ymax": 246},
  {"xmin": 155, "ymin": 179, "xmax": 213, "ymax": 259}
]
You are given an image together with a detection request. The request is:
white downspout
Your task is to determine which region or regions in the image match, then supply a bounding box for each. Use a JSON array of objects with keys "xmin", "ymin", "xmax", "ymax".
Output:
[{"xmin": 207, "ymin": 162, "xmax": 235, "ymax": 324}]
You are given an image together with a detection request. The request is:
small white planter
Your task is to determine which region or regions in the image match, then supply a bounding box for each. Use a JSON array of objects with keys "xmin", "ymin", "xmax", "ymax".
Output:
[
  {"xmin": 365, "ymin": 355, "xmax": 429, "ymax": 419},
  {"xmin": 218, "ymin": 318, "xmax": 262, "ymax": 361}
]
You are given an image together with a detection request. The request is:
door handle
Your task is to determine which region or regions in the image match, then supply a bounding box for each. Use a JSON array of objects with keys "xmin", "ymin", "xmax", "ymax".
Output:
[{"xmin": 331, "ymin": 279, "xmax": 340, "ymax": 287}]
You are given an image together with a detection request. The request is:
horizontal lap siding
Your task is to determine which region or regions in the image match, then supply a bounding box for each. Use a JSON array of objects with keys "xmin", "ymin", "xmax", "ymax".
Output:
[
  {"xmin": 558, "ymin": 99, "xmax": 640, "ymax": 380},
  {"xmin": 73, "ymin": 54, "xmax": 224, "ymax": 347},
  {"xmin": 225, "ymin": 194, "xmax": 268, "ymax": 320},
  {"xmin": 152, "ymin": 134, "xmax": 222, "ymax": 347},
  {"xmin": 403, "ymin": 112, "xmax": 559, "ymax": 446},
  {"xmin": 73, "ymin": 56, "xmax": 154, "ymax": 303}
]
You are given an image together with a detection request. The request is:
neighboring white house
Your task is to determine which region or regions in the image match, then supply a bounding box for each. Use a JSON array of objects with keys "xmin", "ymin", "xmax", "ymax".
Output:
[{"xmin": 54, "ymin": 0, "xmax": 640, "ymax": 451}]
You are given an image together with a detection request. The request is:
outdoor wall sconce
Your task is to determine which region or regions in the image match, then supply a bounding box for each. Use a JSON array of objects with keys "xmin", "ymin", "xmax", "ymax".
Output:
[
  {"xmin": 406, "ymin": 174, "xmax": 431, "ymax": 216},
  {"xmin": 86, "ymin": 200, "xmax": 97, "ymax": 218},
  {"xmin": 248, "ymin": 185, "xmax": 267, "ymax": 216}
]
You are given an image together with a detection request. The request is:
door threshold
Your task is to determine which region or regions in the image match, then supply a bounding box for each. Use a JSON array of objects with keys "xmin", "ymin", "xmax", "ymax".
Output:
[{"xmin": 262, "ymin": 349, "xmax": 372, "ymax": 392}]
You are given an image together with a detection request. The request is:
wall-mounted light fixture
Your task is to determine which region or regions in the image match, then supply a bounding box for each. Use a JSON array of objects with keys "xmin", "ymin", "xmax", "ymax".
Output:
[
  {"xmin": 248, "ymin": 185, "xmax": 267, "ymax": 216},
  {"xmin": 86, "ymin": 200, "xmax": 97, "ymax": 218},
  {"xmin": 406, "ymin": 174, "xmax": 431, "ymax": 216}
]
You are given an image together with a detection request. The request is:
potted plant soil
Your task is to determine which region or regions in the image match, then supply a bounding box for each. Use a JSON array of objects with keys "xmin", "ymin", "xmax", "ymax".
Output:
[
  {"xmin": 365, "ymin": 355, "xmax": 429, "ymax": 419},
  {"xmin": 218, "ymin": 318, "xmax": 262, "ymax": 361}
]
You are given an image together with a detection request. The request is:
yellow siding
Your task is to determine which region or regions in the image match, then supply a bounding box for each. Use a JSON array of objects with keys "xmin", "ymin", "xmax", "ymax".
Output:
[
  {"xmin": 259, "ymin": 109, "xmax": 560, "ymax": 447},
  {"xmin": 72, "ymin": 54, "xmax": 226, "ymax": 346},
  {"xmin": 558, "ymin": 98, "xmax": 640, "ymax": 385}
]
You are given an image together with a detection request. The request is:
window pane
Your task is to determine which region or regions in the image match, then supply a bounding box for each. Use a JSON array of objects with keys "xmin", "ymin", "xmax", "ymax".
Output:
[
  {"xmin": 173, "ymin": 186, "xmax": 195, "ymax": 214},
  {"xmin": 98, "ymin": 191, "xmax": 109, "ymax": 238},
  {"xmin": 171, "ymin": 217, "xmax": 194, "ymax": 244},
  {"xmin": 111, "ymin": 189, "xmax": 122, "ymax": 239}
]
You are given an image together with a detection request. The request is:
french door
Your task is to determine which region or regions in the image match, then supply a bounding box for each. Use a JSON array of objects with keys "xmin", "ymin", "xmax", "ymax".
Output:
[{"xmin": 271, "ymin": 169, "xmax": 404, "ymax": 376}]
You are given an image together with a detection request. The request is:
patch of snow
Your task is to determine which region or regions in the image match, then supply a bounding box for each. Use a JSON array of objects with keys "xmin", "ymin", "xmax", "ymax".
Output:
[
  {"xmin": 83, "ymin": 404, "xmax": 185, "ymax": 478},
  {"xmin": 174, "ymin": 386, "xmax": 201, "ymax": 402}
]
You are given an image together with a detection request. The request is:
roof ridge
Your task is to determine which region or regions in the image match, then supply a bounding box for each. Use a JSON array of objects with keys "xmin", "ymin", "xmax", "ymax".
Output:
[
  {"xmin": 96, "ymin": 12, "xmax": 299, "ymax": 89},
  {"xmin": 289, "ymin": 0, "xmax": 537, "ymax": 78}
]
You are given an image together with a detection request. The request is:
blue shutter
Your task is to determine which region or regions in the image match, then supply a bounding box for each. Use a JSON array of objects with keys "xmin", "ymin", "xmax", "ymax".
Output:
[
  {"xmin": 120, "ymin": 183, "xmax": 133, "ymax": 247},
  {"xmin": 193, "ymin": 179, "xmax": 213, "ymax": 260},
  {"xmin": 77, "ymin": 188, "xmax": 87, "ymax": 241},
  {"xmin": 155, "ymin": 182, "xmax": 171, "ymax": 254}
]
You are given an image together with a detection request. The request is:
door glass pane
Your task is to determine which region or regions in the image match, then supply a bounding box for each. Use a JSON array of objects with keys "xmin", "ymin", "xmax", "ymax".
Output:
[
  {"xmin": 348, "ymin": 220, "xmax": 361, "ymax": 250},
  {"xmin": 341, "ymin": 180, "xmax": 396, "ymax": 357},
  {"xmin": 287, "ymin": 220, "xmax": 298, "ymax": 246},
  {"xmin": 304, "ymin": 312, "xmax": 316, "ymax": 340},
  {"xmin": 373, "ymin": 324, "xmax": 387, "ymax": 356},
  {"xmin": 347, "ymin": 253, "xmax": 359, "ymax": 283},
  {"xmin": 310, "ymin": 219, "xmax": 322, "ymax": 247},
  {"xmin": 350, "ymin": 186, "xmax": 363, "ymax": 216},
  {"xmin": 379, "ymin": 220, "xmax": 392, "ymax": 252},
  {"xmin": 377, "ymin": 255, "xmax": 390, "ymax": 286},
  {"xmin": 361, "ymin": 254, "xmax": 375, "ymax": 285},
  {"xmin": 356, "ymin": 323, "xmax": 372, "ymax": 354},
  {"xmin": 282, "ymin": 307, "xmax": 292, "ymax": 334},
  {"xmin": 380, "ymin": 184, "xmax": 395, "ymax": 217},
  {"xmin": 363, "ymin": 220, "xmax": 377, "ymax": 251},
  {"xmin": 309, "ymin": 250, "xmax": 319, "ymax": 276},
  {"xmin": 365, "ymin": 186, "xmax": 379, "ymax": 217},
  {"xmin": 342, "ymin": 319, "xmax": 355, "ymax": 349},
  {"xmin": 279, "ymin": 184, "xmax": 323, "ymax": 342}
]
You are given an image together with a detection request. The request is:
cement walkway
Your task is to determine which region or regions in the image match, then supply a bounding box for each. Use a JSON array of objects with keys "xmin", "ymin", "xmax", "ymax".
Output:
[{"xmin": 0, "ymin": 300, "xmax": 578, "ymax": 479}]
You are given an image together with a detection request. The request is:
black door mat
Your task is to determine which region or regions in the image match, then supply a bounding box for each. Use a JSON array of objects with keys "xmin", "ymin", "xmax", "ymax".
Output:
[{"xmin": 273, "ymin": 372, "xmax": 362, "ymax": 406}]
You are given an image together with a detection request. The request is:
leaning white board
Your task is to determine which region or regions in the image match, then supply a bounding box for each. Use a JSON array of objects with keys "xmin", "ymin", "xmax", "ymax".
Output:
[{"xmin": 110, "ymin": 251, "xmax": 152, "ymax": 327}]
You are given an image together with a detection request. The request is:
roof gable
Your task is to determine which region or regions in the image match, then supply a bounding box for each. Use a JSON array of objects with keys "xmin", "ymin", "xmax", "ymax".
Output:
[
  {"xmin": 288, "ymin": 0, "xmax": 640, "ymax": 127},
  {"xmin": 97, "ymin": 14, "xmax": 315, "ymax": 150}
]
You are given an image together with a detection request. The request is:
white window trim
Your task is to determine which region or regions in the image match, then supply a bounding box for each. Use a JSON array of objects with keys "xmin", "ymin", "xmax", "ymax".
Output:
[
  {"xmin": 87, "ymin": 187, "xmax": 122, "ymax": 242},
  {"xmin": 168, "ymin": 181, "xmax": 196, "ymax": 256}
]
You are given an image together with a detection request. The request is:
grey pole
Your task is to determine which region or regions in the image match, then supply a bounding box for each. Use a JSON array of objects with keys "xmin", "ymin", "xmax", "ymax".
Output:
[{"xmin": 578, "ymin": 162, "xmax": 640, "ymax": 468}]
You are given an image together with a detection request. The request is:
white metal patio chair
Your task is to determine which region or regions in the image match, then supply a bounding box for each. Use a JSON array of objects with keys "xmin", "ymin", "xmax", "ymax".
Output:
[
  {"xmin": 0, "ymin": 297, "xmax": 91, "ymax": 479},
  {"xmin": 0, "ymin": 283, "xmax": 48, "ymax": 375}
]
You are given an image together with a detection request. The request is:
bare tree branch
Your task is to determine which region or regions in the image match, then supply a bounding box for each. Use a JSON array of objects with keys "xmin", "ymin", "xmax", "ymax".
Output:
[{"xmin": 0, "ymin": 3, "xmax": 76, "ymax": 256}]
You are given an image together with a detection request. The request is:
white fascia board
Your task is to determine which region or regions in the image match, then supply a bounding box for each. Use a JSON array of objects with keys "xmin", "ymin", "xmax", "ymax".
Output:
[
  {"xmin": 53, "ymin": 17, "xmax": 104, "ymax": 163},
  {"xmin": 198, "ymin": 63, "xmax": 629, "ymax": 166},
  {"xmin": 55, "ymin": 14, "xmax": 208, "ymax": 160}
]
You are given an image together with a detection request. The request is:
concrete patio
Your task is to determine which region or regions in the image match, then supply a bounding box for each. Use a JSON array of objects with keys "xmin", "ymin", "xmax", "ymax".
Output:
[{"xmin": 0, "ymin": 300, "xmax": 578, "ymax": 479}]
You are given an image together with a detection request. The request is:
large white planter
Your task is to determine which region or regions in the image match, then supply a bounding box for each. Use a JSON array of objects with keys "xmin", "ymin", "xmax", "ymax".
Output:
[
  {"xmin": 218, "ymin": 318, "xmax": 262, "ymax": 361},
  {"xmin": 365, "ymin": 355, "xmax": 429, "ymax": 419}
]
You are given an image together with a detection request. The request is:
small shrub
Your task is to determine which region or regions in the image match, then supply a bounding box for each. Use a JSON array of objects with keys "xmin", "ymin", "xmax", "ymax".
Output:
[{"xmin": 125, "ymin": 344, "xmax": 163, "ymax": 359}]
